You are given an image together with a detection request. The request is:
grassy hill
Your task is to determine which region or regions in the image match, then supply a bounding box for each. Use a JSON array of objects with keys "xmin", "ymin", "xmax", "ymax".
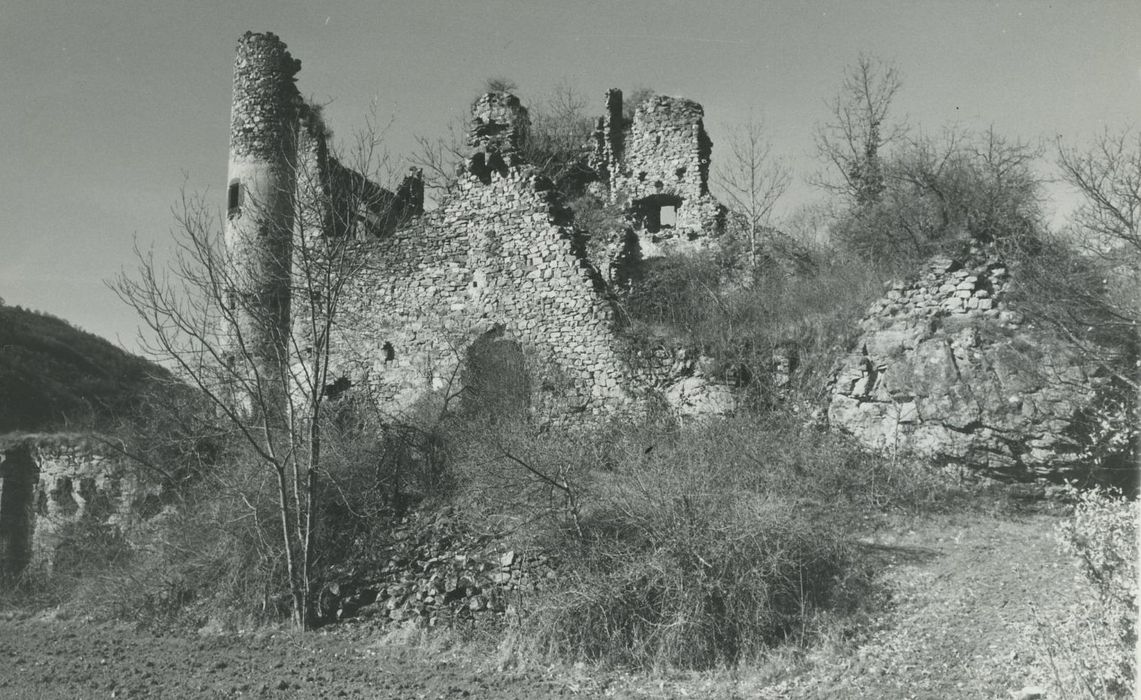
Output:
[{"xmin": 0, "ymin": 304, "xmax": 168, "ymax": 433}]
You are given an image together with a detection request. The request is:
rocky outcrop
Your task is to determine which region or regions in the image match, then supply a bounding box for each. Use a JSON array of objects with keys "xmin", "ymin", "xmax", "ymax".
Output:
[
  {"xmin": 828, "ymin": 245, "xmax": 1111, "ymax": 480},
  {"xmin": 663, "ymin": 375, "xmax": 736, "ymax": 418}
]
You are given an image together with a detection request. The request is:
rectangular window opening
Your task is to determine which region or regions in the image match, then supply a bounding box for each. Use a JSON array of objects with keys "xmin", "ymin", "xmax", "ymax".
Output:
[{"xmin": 228, "ymin": 180, "xmax": 242, "ymax": 217}]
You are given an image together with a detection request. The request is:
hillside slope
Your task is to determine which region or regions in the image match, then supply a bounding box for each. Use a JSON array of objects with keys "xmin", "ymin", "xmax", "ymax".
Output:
[{"xmin": 0, "ymin": 304, "xmax": 166, "ymax": 433}]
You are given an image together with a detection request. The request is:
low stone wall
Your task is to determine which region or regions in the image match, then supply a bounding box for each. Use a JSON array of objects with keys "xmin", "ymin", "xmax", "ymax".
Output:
[{"xmin": 318, "ymin": 509, "xmax": 559, "ymax": 629}]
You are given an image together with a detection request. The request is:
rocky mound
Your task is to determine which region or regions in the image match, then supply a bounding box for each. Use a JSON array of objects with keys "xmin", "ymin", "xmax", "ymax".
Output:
[
  {"xmin": 318, "ymin": 509, "xmax": 558, "ymax": 628},
  {"xmin": 828, "ymin": 244, "xmax": 1114, "ymax": 480}
]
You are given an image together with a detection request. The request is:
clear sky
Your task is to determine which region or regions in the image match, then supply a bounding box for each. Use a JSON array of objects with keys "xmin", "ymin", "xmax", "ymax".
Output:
[{"xmin": 2, "ymin": 1, "xmax": 1138, "ymax": 350}]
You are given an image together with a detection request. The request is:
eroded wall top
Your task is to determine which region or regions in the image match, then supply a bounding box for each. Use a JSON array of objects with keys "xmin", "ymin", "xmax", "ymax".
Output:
[{"xmin": 230, "ymin": 32, "xmax": 301, "ymax": 160}]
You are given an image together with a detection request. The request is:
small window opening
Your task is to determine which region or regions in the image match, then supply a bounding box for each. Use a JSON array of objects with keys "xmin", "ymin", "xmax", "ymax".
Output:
[
  {"xmin": 227, "ymin": 179, "xmax": 242, "ymax": 217},
  {"xmin": 653, "ymin": 179, "xmax": 664, "ymax": 192},
  {"xmin": 486, "ymin": 152, "xmax": 509, "ymax": 179},
  {"xmin": 383, "ymin": 341, "xmax": 395, "ymax": 364},
  {"xmin": 469, "ymin": 153, "xmax": 492, "ymax": 185},
  {"xmin": 630, "ymin": 193, "xmax": 682, "ymax": 234},
  {"xmin": 675, "ymin": 166, "xmax": 686, "ymax": 180},
  {"xmin": 637, "ymin": 171, "xmax": 647, "ymax": 182}
]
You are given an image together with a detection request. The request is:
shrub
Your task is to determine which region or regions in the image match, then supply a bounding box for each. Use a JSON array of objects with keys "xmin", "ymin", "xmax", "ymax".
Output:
[
  {"xmin": 529, "ymin": 493, "xmax": 850, "ymax": 669},
  {"xmin": 1040, "ymin": 485, "xmax": 1137, "ymax": 698},
  {"xmin": 62, "ymin": 454, "xmax": 289, "ymax": 628},
  {"xmin": 618, "ymin": 251, "xmax": 886, "ymax": 409},
  {"xmin": 831, "ymin": 127, "xmax": 1043, "ymax": 271},
  {"xmin": 498, "ymin": 413, "xmax": 962, "ymax": 670}
]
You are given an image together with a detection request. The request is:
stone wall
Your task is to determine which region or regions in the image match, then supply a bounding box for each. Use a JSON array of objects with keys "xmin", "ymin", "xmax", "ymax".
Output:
[
  {"xmin": 325, "ymin": 101, "xmax": 635, "ymax": 419},
  {"xmin": 828, "ymin": 244, "xmax": 1110, "ymax": 479},
  {"xmin": 0, "ymin": 436, "xmax": 159, "ymax": 576}
]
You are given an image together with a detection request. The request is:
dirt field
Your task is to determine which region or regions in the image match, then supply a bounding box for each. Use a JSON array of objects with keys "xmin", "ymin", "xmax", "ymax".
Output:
[
  {"xmin": 0, "ymin": 512, "xmax": 1095, "ymax": 699},
  {"xmin": 0, "ymin": 615, "xmax": 582, "ymax": 699}
]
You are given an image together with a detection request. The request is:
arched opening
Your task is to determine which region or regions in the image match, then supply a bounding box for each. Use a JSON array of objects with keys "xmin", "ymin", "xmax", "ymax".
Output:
[{"xmin": 462, "ymin": 325, "xmax": 529, "ymax": 420}]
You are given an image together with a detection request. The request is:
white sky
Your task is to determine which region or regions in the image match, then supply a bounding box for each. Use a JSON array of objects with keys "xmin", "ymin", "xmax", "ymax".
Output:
[{"xmin": 1, "ymin": 1, "xmax": 1138, "ymax": 349}]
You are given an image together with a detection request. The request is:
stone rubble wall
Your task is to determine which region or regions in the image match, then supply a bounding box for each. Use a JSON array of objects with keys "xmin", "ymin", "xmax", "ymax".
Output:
[
  {"xmin": 326, "ymin": 116, "xmax": 636, "ymax": 419},
  {"xmin": 828, "ymin": 244, "xmax": 1103, "ymax": 479},
  {"xmin": 320, "ymin": 509, "xmax": 560, "ymax": 628},
  {"xmin": 467, "ymin": 92, "xmax": 529, "ymax": 171},
  {"xmin": 229, "ymin": 31, "xmax": 301, "ymax": 161},
  {"xmin": 0, "ymin": 437, "xmax": 160, "ymax": 576}
]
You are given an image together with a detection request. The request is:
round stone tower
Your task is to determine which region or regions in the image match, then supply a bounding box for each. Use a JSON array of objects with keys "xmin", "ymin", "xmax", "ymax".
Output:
[{"xmin": 225, "ymin": 31, "xmax": 301, "ymax": 370}]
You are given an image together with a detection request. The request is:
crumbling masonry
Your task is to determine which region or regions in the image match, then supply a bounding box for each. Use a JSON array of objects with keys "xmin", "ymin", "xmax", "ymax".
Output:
[
  {"xmin": 590, "ymin": 89, "xmax": 726, "ymax": 251},
  {"xmin": 226, "ymin": 33, "xmax": 735, "ymax": 419}
]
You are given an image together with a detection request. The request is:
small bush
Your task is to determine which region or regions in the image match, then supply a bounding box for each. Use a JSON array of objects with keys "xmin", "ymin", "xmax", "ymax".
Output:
[
  {"xmin": 63, "ymin": 457, "xmax": 288, "ymax": 628},
  {"xmin": 1039, "ymin": 485, "xmax": 1137, "ymax": 698},
  {"xmin": 528, "ymin": 492, "xmax": 851, "ymax": 669}
]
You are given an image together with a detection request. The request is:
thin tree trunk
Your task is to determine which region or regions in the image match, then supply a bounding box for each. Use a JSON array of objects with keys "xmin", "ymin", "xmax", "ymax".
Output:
[{"xmin": 273, "ymin": 463, "xmax": 303, "ymax": 629}]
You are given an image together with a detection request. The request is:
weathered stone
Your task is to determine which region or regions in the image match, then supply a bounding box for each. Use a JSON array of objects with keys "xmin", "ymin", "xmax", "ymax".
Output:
[
  {"xmin": 828, "ymin": 246, "xmax": 1116, "ymax": 480},
  {"xmin": 663, "ymin": 376, "xmax": 736, "ymax": 418},
  {"xmin": 0, "ymin": 437, "xmax": 161, "ymax": 577}
]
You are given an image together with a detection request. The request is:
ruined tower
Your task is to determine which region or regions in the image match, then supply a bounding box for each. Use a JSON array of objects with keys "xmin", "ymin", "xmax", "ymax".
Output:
[
  {"xmin": 463, "ymin": 92, "xmax": 531, "ymax": 183},
  {"xmin": 225, "ymin": 31, "xmax": 301, "ymax": 374},
  {"xmin": 592, "ymin": 90, "xmax": 726, "ymax": 245}
]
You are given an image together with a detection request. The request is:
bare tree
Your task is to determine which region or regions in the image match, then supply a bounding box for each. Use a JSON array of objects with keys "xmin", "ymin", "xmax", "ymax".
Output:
[
  {"xmin": 1057, "ymin": 128, "xmax": 1141, "ymax": 260},
  {"xmin": 716, "ymin": 118, "xmax": 792, "ymax": 269},
  {"xmin": 409, "ymin": 114, "xmax": 468, "ymax": 198},
  {"xmin": 522, "ymin": 82, "xmax": 596, "ymax": 197},
  {"xmin": 113, "ymin": 112, "xmax": 388, "ymax": 629},
  {"xmin": 1028, "ymin": 127, "xmax": 1141, "ymax": 388},
  {"xmin": 813, "ymin": 55, "xmax": 906, "ymax": 205}
]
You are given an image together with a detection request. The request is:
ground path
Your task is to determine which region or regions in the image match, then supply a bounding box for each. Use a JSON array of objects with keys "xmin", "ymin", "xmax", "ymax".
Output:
[{"xmin": 0, "ymin": 512, "xmax": 1086, "ymax": 699}]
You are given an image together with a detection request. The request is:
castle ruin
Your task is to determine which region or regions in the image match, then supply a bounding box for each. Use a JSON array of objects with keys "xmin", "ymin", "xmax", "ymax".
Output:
[{"xmin": 224, "ymin": 32, "xmax": 728, "ymax": 421}]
